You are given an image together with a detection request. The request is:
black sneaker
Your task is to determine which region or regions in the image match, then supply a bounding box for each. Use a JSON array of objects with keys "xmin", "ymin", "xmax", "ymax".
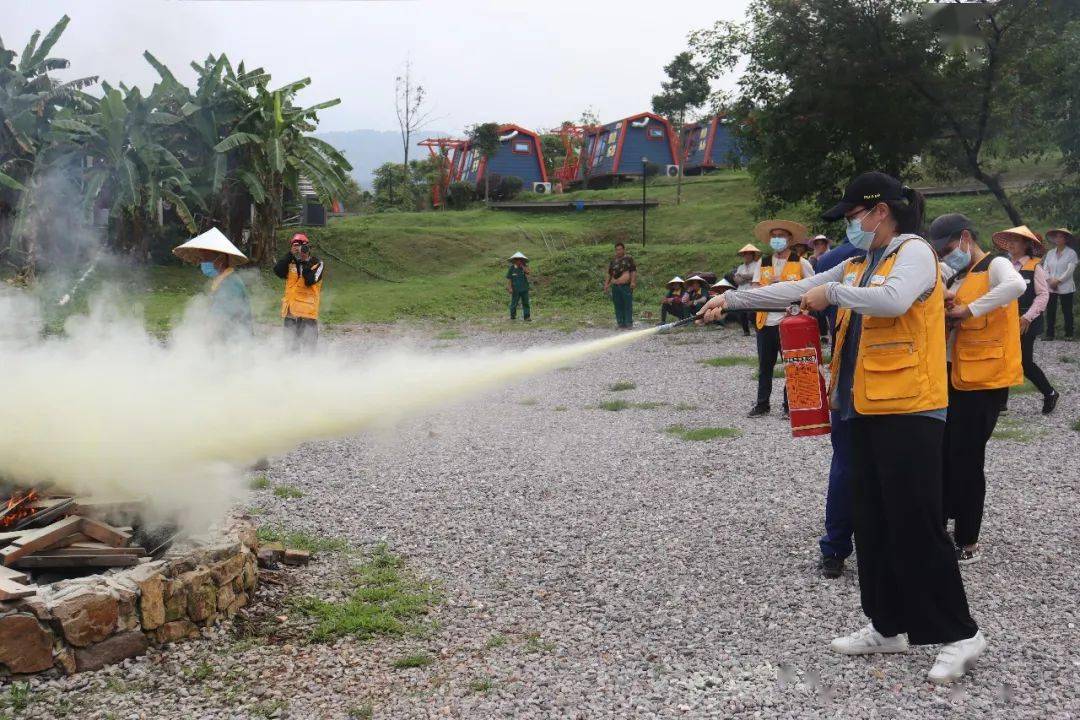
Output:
[
  {"xmin": 781, "ymin": 403, "xmax": 790, "ymax": 419},
  {"xmin": 819, "ymin": 555, "xmax": 844, "ymax": 579},
  {"xmin": 1042, "ymin": 390, "xmax": 1060, "ymax": 415},
  {"xmin": 746, "ymin": 403, "xmax": 770, "ymax": 417}
]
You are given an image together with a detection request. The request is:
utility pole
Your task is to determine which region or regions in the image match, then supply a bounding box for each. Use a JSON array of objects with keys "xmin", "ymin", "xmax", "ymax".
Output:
[{"xmin": 641, "ymin": 157, "xmax": 647, "ymax": 247}]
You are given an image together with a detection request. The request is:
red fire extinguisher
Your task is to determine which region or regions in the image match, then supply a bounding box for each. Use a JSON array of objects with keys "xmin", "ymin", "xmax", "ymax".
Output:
[{"xmin": 778, "ymin": 306, "xmax": 831, "ymax": 438}]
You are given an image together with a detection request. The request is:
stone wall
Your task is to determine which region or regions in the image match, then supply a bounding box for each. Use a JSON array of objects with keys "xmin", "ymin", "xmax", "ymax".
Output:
[{"xmin": 0, "ymin": 524, "xmax": 258, "ymax": 676}]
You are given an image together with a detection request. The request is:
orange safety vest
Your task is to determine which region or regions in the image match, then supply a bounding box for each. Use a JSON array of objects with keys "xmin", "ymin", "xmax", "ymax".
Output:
[
  {"xmin": 829, "ymin": 238, "xmax": 948, "ymax": 415},
  {"xmin": 755, "ymin": 256, "xmax": 805, "ymax": 329},
  {"xmin": 950, "ymin": 255, "xmax": 1023, "ymax": 391},
  {"xmin": 280, "ymin": 260, "xmax": 323, "ymax": 320}
]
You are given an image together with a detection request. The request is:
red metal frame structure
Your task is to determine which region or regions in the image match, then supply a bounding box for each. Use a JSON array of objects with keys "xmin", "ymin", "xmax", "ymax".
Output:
[
  {"xmin": 418, "ymin": 137, "xmax": 467, "ymax": 207},
  {"xmin": 553, "ymin": 124, "xmax": 591, "ymax": 185}
]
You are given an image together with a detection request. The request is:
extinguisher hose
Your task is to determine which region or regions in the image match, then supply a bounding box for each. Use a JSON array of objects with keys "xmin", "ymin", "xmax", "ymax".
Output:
[{"xmin": 655, "ymin": 304, "xmax": 801, "ymax": 334}]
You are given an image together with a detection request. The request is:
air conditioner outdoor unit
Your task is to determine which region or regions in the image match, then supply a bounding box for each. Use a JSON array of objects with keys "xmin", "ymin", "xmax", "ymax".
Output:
[
  {"xmin": 664, "ymin": 164, "xmax": 680, "ymax": 177},
  {"xmin": 532, "ymin": 182, "xmax": 552, "ymax": 194}
]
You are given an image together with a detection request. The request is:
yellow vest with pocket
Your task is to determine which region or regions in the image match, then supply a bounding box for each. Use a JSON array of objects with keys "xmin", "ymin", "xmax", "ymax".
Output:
[
  {"xmin": 829, "ymin": 238, "xmax": 948, "ymax": 415},
  {"xmin": 950, "ymin": 255, "xmax": 1023, "ymax": 390},
  {"xmin": 755, "ymin": 257, "xmax": 805, "ymax": 329},
  {"xmin": 280, "ymin": 261, "xmax": 322, "ymax": 320}
]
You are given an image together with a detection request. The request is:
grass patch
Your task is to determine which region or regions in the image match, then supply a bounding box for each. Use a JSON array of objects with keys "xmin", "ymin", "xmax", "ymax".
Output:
[
  {"xmin": 1012, "ymin": 378, "xmax": 1042, "ymax": 394},
  {"xmin": 273, "ymin": 485, "xmax": 304, "ymax": 499},
  {"xmin": 1, "ymin": 683, "xmax": 30, "ymax": 713},
  {"xmin": 250, "ymin": 700, "xmax": 288, "ymax": 718},
  {"xmin": 248, "ymin": 475, "xmax": 270, "ymax": 490},
  {"xmin": 392, "ymin": 653, "xmax": 434, "ymax": 669},
  {"xmin": 518, "ymin": 397, "xmax": 538, "ymax": 406},
  {"xmin": 553, "ymin": 405, "xmax": 567, "ymax": 411},
  {"xmin": 1072, "ymin": 418, "xmax": 1080, "ymax": 433},
  {"xmin": 257, "ymin": 525, "xmax": 350, "ymax": 554},
  {"xmin": 184, "ymin": 660, "xmax": 214, "ymax": 681},
  {"xmin": 598, "ymin": 399, "xmax": 631, "ymax": 411},
  {"xmin": 665, "ymin": 424, "xmax": 742, "ymax": 441},
  {"xmin": 468, "ymin": 678, "xmax": 494, "ymax": 695},
  {"xmin": 348, "ymin": 704, "xmax": 374, "ymax": 720},
  {"xmin": 485, "ymin": 634, "xmax": 508, "ymax": 649},
  {"xmin": 523, "ymin": 632, "xmax": 556, "ymax": 654},
  {"xmin": 292, "ymin": 543, "xmax": 436, "ymax": 642},
  {"xmin": 991, "ymin": 417, "xmax": 1046, "ymax": 443},
  {"xmin": 632, "ymin": 401, "xmax": 666, "ymax": 410},
  {"xmin": 700, "ymin": 355, "xmax": 757, "ymax": 367},
  {"xmin": 608, "ymin": 380, "xmax": 637, "ymax": 392},
  {"xmin": 673, "ymin": 402, "xmax": 699, "ymax": 411},
  {"xmin": 1061, "ymin": 355, "xmax": 1076, "ymax": 363},
  {"xmin": 435, "ymin": 329, "xmax": 463, "ymax": 340}
]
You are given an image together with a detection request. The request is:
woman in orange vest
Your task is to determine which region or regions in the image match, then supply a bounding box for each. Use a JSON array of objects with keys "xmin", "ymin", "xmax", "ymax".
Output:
[
  {"xmin": 701, "ymin": 172, "xmax": 983, "ymax": 684},
  {"xmin": 273, "ymin": 233, "xmax": 324, "ymax": 351},
  {"xmin": 994, "ymin": 226, "xmax": 1059, "ymax": 414},
  {"xmin": 929, "ymin": 213, "xmax": 1025, "ymax": 566}
]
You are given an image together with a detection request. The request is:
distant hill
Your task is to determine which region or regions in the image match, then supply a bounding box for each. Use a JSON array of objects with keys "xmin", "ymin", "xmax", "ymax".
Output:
[{"xmin": 314, "ymin": 129, "xmax": 450, "ymax": 188}]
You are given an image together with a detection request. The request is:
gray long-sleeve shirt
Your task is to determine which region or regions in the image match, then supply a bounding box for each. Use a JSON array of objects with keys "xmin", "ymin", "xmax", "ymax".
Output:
[{"xmin": 724, "ymin": 234, "xmax": 937, "ymax": 315}]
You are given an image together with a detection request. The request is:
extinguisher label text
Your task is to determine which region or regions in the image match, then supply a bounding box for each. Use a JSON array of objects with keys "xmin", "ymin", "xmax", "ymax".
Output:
[{"xmin": 782, "ymin": 346, "xmax": 824, "ymax": 411}]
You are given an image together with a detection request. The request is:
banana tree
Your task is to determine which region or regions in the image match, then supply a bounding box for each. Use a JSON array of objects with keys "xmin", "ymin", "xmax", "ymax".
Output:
[
  {"xmin": 214, "ymin": 76, "xmax": 351, "ymax": 264},
  {"xmin": 0, "ymin": 14, "xmax": 97, "ymax": 278},
  {"xmin": 55, "ymin": 84, "xmax": 196, "ymax": 261},
  {"xmin": 144, "ymin": 51, "xmax": 268, "ymax": 243}
]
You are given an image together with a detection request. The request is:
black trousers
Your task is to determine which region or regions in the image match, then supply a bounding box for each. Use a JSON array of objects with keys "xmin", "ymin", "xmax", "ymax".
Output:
[
  {"xmin": 943, "ymin": 379, "xmax": 1007, "ymax": 547},
  {"xmin": 851, "ymin": 415, "xmax": 978, "ymax": 645},
  {"xmin": 1019, "ymin": 317, "xmax": 1054, "ymax": 397},
  {"xmin": 660, "ymin": 303, "xmax": 689, "ymax": 322},
  {"xmin": 284, "ymin": 317, "xmax": 319, "ymax": 351},
  {"xmin": 754, "ymin": 324, "xmax": 786, "ymax": 407},
  {"xmin": 1046, "ymin": 292, "xmax": 1074, "ymax": 339}
]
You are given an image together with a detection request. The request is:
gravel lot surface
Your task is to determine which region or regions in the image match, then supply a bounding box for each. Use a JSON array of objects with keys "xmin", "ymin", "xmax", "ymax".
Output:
[{"xmin": 14, "ymin": 323, "xmax": 1080, "ymax": 719}]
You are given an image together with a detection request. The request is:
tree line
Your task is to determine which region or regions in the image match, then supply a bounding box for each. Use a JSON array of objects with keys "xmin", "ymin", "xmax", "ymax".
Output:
[
  {"xmin": 674, "ymin": 0, "xmax": 1080, "ymax": 228},
  {"xmin": 0, "ymin": 15, "xmax": 353, "ymax": 279}
]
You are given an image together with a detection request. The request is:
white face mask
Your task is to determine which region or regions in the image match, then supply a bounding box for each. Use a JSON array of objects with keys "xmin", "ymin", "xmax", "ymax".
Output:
[{"xmin": 769, "ymin": 236, "xmax": 788, "ymax": 252}]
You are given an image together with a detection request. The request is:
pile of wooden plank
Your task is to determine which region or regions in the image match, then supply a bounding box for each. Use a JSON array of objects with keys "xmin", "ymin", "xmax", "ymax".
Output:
[{"xmin": 0, "ymin": 494, "xmax": 151, "ymax": 600}]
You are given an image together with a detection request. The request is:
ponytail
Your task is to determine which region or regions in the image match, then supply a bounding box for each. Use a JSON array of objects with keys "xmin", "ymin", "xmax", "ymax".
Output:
[{"xmin": 887, "ymin": 186, "xmax": 925, "ymax": 235}]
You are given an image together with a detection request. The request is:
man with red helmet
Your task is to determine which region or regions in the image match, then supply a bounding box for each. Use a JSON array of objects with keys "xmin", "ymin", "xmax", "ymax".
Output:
[{"xmin": 273, "ymin": 233, "xmax": 324, "ymax": 350}]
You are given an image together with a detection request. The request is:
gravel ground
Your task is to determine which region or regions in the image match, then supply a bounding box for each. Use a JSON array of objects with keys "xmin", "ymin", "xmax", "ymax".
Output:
[{"xmin": 12, "ymin": 322, "xmax": 1080, "ymax": 719}]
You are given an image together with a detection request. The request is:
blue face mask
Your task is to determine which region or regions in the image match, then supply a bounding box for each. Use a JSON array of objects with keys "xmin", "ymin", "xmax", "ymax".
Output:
[
  {"xmin": 769, "ymin": 236, "xmax": 788, "ymax": 252},
  {"xmin": 200, "ymin": 261, "xmax": 219, "ymax": 278},
  {"xmin": 942, "ymin": 242, "xmax": 971, "ymax": 272},
  {"xmin": 845, "ymin": 209, "xmax": 880, "ymax": 250}
]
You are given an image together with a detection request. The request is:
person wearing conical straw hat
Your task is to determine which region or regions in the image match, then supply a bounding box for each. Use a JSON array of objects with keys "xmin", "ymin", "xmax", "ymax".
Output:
[
  {"xmin": 709, "ymin": 277, "xmax": 735, "ymax": 297},
  {"xmin": 506, "ymin": 251, "xmax": 531, "ymax": 321},
  {"xmin": 1042, "ymin": 228, "xmax": 1077, "ymax": 340},
  {"xmin": 173, "ymin": 228, "xmax": 252, "ymax": 340},
  {"xmin": 993, "ymin": 226, "xmax": 1059, "ymax": 414},
  {"xmin": 660, "ymin": 276, "xmax": 687, "ymax": 323},
  {"xmin": 731, "ymin": 244, "xmax": 762, "ymax": 336},
  {"xmin": 747, "ymin": 219, "xmax": 815, "ymax": 418},
  {"xmin": 683, "ymin": 275, "xmax": 710, "ymax": 318}
]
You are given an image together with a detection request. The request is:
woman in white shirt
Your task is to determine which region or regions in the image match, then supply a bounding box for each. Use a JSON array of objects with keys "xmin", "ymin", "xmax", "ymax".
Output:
[{"xmin": 1042, "ymin": 228, "xmax": 1077, "ymax": 340}]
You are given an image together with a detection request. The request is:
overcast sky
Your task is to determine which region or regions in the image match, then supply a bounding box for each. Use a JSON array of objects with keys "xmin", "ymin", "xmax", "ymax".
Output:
[{"xmin": 7, "ymin": 0, "xmax": 750, "ymax": 134}]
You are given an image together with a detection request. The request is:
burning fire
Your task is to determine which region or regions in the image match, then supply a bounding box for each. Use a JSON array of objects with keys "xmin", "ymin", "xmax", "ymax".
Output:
[{"xmin": 0, "ymin": 489, "xmax": 39, "ymax": 529}]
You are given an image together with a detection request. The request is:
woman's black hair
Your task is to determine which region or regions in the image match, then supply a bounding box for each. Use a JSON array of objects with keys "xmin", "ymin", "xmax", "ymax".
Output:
[{"xmin": 885, "ymin": 186, "xmax": 926, "ymax": 235}]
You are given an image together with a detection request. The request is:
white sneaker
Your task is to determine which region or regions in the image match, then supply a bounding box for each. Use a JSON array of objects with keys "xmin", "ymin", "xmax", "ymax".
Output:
[
  {"xmin": 928, "ymin": 630, "xmax": 986, "ymax": 684},
  {"xmin": 830, "ymin": 624, "xmax": 910, "ymax": 655}
]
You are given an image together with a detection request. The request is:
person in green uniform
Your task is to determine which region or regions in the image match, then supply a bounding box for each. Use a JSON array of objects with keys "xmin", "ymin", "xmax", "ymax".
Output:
[
  {"xmin": 603, "ymin": 242, "xmax": 637, "ymax": 328},
  {"xmin": 506, "ymin": 251, "xmax": 531, "ymax": 321}
]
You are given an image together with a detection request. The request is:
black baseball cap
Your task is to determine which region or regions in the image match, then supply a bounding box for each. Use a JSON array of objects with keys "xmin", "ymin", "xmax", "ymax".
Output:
[
  {"xmin": 821, "ymin": 171, "xmax": 906, "ymax": 222},
  {"xmin": 928, "ymin": 213, "xmax": 976, "ymax": 252}
]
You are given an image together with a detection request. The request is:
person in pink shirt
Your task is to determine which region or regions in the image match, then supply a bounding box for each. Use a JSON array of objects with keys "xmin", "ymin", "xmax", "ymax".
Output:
[{"xmin": 993, "ymin": 226, "xmax": 1060, "ymax": 415}]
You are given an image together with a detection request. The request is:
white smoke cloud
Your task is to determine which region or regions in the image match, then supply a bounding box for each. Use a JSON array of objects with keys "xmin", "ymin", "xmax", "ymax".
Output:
[{"xmin": 0, "ymin": 284, "xmax": 651, "ymax": 531}]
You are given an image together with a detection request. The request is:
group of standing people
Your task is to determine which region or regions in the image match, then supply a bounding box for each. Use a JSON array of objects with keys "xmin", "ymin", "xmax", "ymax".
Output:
[{"xmin": 702, "ymin": 170, "xmax": 1074, "ymax": 685}]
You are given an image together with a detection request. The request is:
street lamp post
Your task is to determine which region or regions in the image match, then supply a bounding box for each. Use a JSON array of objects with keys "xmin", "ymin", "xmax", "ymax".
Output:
[{"xmin": 641, "ymin": 157, "xmax": 647, "ymax": 247}]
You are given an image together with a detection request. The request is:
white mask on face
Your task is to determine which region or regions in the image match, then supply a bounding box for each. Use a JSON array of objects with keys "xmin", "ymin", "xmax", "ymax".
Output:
[{"xmin": 769, "ymin": 236, "xmax": 788, "ymax": 252}]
